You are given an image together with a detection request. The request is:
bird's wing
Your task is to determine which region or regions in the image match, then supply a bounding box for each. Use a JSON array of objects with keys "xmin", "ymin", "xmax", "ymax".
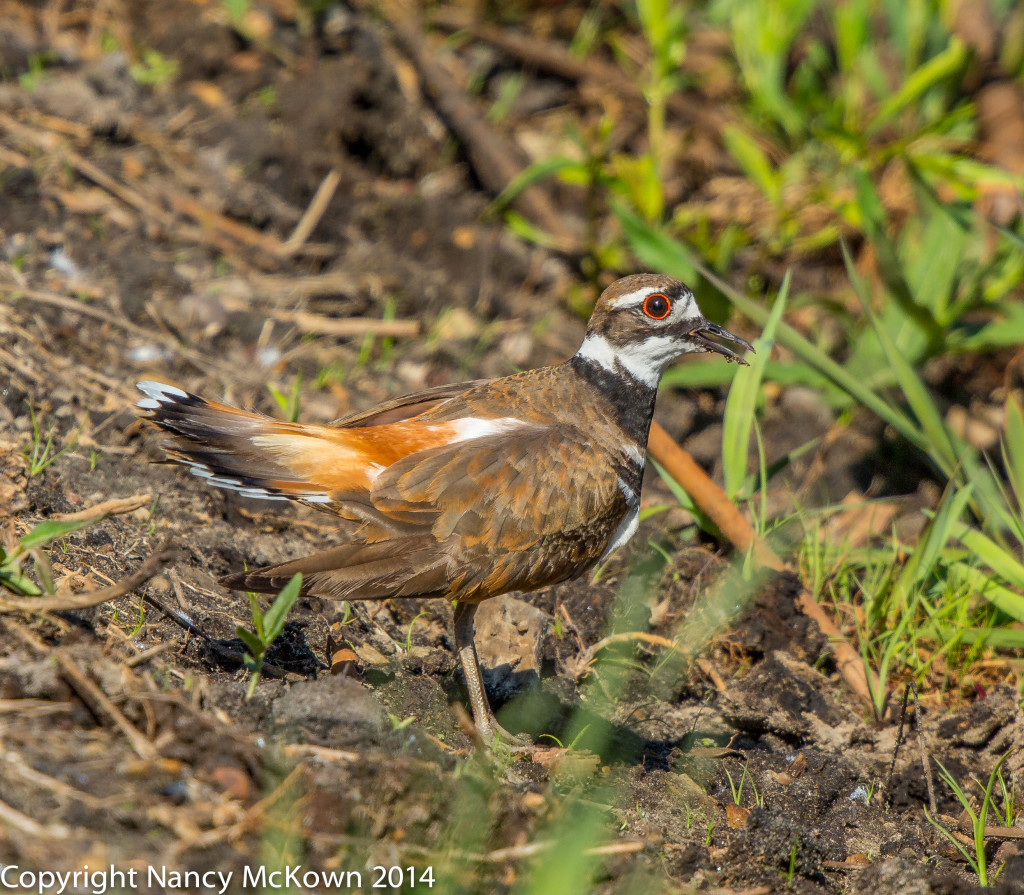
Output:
[
  {"xmin": 229, "ymin": 425, "xmax": 630, "ymax": 603},
  {"xmin": 366, "ymin": 423, "xmax": 627, "ymax": 552},
  {"xmin": 330, "ymin": 380, "xmax": 486, "ymax": 427}
]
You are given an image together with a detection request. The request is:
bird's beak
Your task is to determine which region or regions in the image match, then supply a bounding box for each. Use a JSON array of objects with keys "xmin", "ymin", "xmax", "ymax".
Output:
[{"xmin": 688, "ymin": 320, "xmax": 754, "ymax": 365}]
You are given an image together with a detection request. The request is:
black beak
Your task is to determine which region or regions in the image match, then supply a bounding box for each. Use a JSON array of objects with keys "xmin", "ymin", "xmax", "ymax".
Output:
[{"xmin": 689, "ymin": 320, "xmax": 754, "ymax": 365}]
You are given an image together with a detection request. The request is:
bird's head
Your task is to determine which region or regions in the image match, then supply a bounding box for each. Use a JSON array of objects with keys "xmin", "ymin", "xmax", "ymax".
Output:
[{"xmin": 575, "ymin": 274, "xmax": 753, "ymax": 387}]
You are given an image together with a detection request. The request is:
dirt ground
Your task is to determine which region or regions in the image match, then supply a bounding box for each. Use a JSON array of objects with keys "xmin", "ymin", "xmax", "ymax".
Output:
[{"xmin": 1, "ymin": 3, "xmax": 1023, "ymax": 893}]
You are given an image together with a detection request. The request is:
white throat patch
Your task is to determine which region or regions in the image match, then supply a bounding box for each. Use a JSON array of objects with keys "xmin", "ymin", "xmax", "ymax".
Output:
[{"xmin": 576, "ymin": 333, "xmax": 683, "ymax": 388}]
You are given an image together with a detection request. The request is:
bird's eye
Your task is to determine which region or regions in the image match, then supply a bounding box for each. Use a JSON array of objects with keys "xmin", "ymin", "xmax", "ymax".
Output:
[{"xmin": 642, "ymin": 293, "xmax": 672, "ymax": 320}]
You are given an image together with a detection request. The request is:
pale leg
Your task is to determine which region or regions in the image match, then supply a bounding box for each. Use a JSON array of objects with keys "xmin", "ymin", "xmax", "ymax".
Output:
[{"xmin": 453, "ymin": 601, "xmax": 529, "ymax": 745}]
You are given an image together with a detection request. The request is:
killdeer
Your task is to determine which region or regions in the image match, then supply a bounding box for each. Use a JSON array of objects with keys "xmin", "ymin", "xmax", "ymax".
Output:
[{"xmin": 136, "ymin": 274, "xmax": 751, "ymax": 742}]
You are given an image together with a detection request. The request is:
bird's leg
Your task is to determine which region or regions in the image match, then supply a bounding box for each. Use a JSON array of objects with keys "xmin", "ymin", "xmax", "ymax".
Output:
[{"xmin": 453, "ymin": 601, "xmax": 531, "ymax": 747}]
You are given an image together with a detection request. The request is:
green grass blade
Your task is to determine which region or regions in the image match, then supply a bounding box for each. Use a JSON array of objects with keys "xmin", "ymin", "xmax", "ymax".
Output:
[
  {"xmin": 19, "ymin": 518, "xmax": 100, "ymax": 550},
  {"xmin": 263, "ymin": 572, "xmax": 302, "ymax": 642},
  {"xmin": 869, "ymin": 37, "xmax": 966, "ymax": 133},
  {"xmin": 492, "ymin": 157, "xmax": 588, "ymax": 210},
  {"xmin": 723, "ymin": 125, "xmax": 781, "ymax": 207},
  {"xmin": 0, "ymin": 569, "xmax": 44, "ymax": 596},
  {"xmin": 236, "ymin": 627, "xmax": 264, "ymax": 658},
  {"xmin": 662, "ymin": 357, "xmax": 832, "ymax": 391},
  {"xmin": 954, "ymin": 626, "xmax": 1024, "ymax": 649},
  {"xmin": 956, "ymin": 302, "xmax": 1024, "ymax": 351},
  {"xmin": 615, "ymin": 202, "xmax": 697, "ymax": 283},
  {"xmin": 949, "ymin": 522, "xmax": 1024, "ymax": 593},
  {"xmin": 1004, "ymin": 397, "xmax": 1024, "ymax": 507},
  {"xmin": 849, "ymin": 170, "xmax": 942, "ymax": 346},
  {"xmin": 842, "ymin": 242, "xmax": 958, "ymax": 475},
  {"xmin": 888, "ymin": 484, "xmax": 972, "ymax": 621},
  {"xmin": 722, "ymin": 273, "xmax": 788, "ymax": 499}
]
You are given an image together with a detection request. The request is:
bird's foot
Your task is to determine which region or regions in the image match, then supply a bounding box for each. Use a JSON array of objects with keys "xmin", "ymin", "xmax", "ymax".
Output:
[{"xmin": 473, "ymin": 713, "xmax": 536, "ymax": 754}]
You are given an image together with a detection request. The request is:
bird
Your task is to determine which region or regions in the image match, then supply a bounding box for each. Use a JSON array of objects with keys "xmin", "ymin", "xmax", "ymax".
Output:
[{"xmin": 135, "ymin": 273, "xmax": 752, "ymax": 743}]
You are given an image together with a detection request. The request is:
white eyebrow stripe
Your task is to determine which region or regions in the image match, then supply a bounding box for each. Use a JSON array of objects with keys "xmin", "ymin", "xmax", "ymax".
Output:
[
  {"xmin": 608, "ymin": 287, "xmax": 657, "ymax": 309},
  {"xmin": 609, "ymin": 287, "xmax": 698, "ymax": 319}
]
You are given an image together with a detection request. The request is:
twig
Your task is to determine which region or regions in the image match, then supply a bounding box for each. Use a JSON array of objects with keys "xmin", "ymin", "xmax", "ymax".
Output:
[
  {"xmin": 648, "ymin": 423, "xmax": 779, "ymax": 569},
  {"xmin": 280, "ymin": 744, "xmax": 362, "ymax": 762},
  {"xmin": 124, "ymin": 640, "xmax": 176, "ymax": 668},
  {"xmin": 140, "ymin": 589, "xmax": 300, "ymax": 681},
  {"xmin": 0, "ymin": 796, "xmax": 68, "ymax": 839},
  {"xmin": 480, "ymin": 837, "xmax": 645, "ymax": 863},
  {"xmin": 380, "ymin": 3, "xmax": 579, "ymax": 250},
  {"xmin": 911, "ymin": 686, "xmax": 938, "ymax": 815},
  {"xmin": 0, "ymin": 546, "xmax": 178, "ymax": 614},
  {"xmin": 166, "ymin": 192, "xmax": 286, "ymax": 259},
  {"xmin": 215, "ymin": 296, "xmax": 420, "ymax": 338},
  {"xmin": 0, "ymin": 698, "xmax": 73, "ymax": 715},
  {"xmin": 279, "ymin": 167, "xmax": 343, "ymax": 257},
  {"xmin": 56, "ymin": 651, "xmax": 158, "ymax": 760},
  {"xmin": 885, "ymin": 684, "xmax": 912, "ymax": 807},
  {"xmin": 1, "ymin": 284, "xmax": 239, "ymax": 379},
  {"xmin": 284, "ymin": 311, "xmax": 420, "ymax": 338},
  {"xmin": 573, "ymin": 631, "xmax": 678, "ymax": 679},
  {"xmin": 2, "ymin": 748, "xmax": 116, "ymax": 808},
  {"xmin": 51, "ymin": 493, "xmax": 151, "ymax": 522},
  {"xmin": 647, "ymin": 421, "xmax": 878, "ymax": 711},
  {"xmin": 67, "ymin": 149, "xmax": 174, "ymax": 228}
]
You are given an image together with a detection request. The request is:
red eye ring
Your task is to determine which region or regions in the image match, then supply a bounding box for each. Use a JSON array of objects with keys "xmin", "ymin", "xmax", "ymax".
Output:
[{"xmin": 643, "ymin": 293, "xmax": 672, "ymax": 320}]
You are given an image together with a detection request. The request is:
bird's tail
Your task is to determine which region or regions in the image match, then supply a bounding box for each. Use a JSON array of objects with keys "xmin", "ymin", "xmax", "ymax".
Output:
[
  {"xmin": 220, "ymin": 539, "xmax": 452, "ymax": 602},
  {"xmin": 136, "ymin": 380, "xmax": 386, "ymax": 504}
]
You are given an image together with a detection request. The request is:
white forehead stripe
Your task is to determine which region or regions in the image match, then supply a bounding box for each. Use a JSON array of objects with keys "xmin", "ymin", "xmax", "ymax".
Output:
[{"xmin": 609, "ymin": 287, "xmax": 658, "ymax": 309}]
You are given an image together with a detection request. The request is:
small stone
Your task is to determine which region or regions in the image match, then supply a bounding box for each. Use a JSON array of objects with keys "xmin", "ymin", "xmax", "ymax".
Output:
[
  {"xmin": 209, "ymin": 765, "xmax": 252, "ymax": 801},
  {"xmin": 433, "ymin": 307, "xmax": 481, "ymax": 342},
  {"xmin": 451, "ymin": 226, "xmax": 475, "ymax": 249},
  {"xmin": 473, "ymin": 596, "xmax": 546, "ymax": 702}
]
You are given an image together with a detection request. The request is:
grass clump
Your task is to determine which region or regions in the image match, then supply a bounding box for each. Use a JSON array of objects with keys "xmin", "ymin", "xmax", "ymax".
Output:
[{"xmin": 237, "ymin": 573, "xmax": 302, "ymax": 697}]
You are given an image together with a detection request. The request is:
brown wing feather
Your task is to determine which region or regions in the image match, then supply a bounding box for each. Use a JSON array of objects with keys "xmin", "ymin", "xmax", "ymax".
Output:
[
  {"xmin": 221, "ymin": 537, "xmax": 450, "ymax": 601},
  {"xmin": 370, "ymin": 426, "xmax": 626, "ymax": 550},
  {"xmin": 228, "ymin": 427, "xmax": 629, "ymax": 604},
  {"xmin": 330, "ymin": 380, "xmax": 485, "ymax": 427}
]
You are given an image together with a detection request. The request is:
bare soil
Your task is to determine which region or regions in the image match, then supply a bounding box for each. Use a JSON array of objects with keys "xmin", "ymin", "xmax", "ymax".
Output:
[{"xmin": 1, "ymin": 3, "xmax": 1022, "ymax": 893}]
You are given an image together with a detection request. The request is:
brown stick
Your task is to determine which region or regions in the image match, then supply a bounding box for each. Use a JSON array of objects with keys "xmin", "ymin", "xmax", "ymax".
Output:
[
  {"xmin": 647, "ymin": 421, "xmax": 878, "ymax": 711},
  {"xmin": 382, "ymin": 6, "xmax": 579, "ymax": 251},
  {"xmin": 279, "ymin": 167, "xmax": 343, "ymax": 257},
  {"xmin": 215, "ymin": 297, "xmax": 421, "ymax": 338},
  {"xmin": 50, "ymin": 493, "xmax": 152, "ymax": 523},
  {"xmin": 0, "ymin": 547, "xmax": 178, "ymax": 614},
  {"xmin": 573, "ymin": 631, "xmax": 678, "ymax": 680},
  {"xmin": 648, "ymin": 423, "xmax": 781, "ymax": 571},
  {"xmin": 56, "ymin": 652, "xmax": 158, "ymax": 760}
]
